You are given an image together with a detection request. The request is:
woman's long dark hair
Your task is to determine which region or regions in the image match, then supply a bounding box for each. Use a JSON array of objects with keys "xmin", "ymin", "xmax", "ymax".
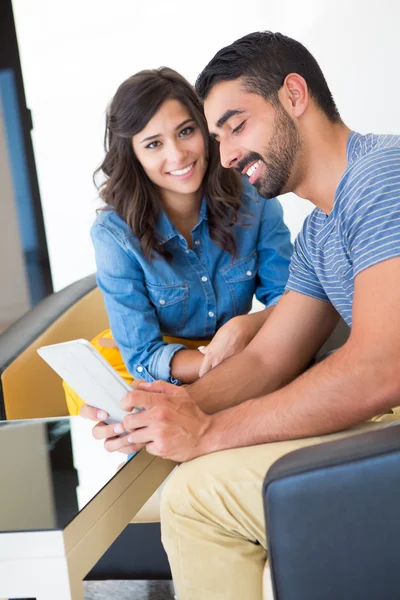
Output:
[{"xmin": 94, "ymin": 67, "xmax": 242, "ymax": 260}]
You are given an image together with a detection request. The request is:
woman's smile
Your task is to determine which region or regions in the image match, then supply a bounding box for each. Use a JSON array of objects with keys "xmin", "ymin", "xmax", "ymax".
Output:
[{"xmin": 168, "ymin": 161, "xmax": 196, "ymax": 179}]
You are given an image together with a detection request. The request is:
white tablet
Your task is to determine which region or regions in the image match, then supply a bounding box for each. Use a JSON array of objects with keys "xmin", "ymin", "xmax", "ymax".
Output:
[{"xmin": 37, "ymin": 339, "xmax": 138, "ymax": 424}]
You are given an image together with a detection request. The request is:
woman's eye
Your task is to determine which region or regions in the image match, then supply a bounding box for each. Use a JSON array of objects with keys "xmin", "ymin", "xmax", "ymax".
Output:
[
  {"xmin": 146, "ymin": 141, "xmax": 161, "ymax": 149},
  {"xmin": 179, "ymin": 126, "xmax": 194, "ymax": 137},
  {"xmin": 232, "ymin": 121, "xmax": 246, "ymax": 135}
]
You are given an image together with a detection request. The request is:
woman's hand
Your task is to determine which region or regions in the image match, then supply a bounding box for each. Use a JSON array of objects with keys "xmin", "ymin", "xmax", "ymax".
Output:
[
  {"xmin": 80, "ymin": 380, "xmax": 213, "ymax": 462},
  {"xmin": 79, "ymin": 380, "xmax": 148, "ymax": 453},
  {"xmin": 198, "ymin": 309, "xmax": 273, "ymax": 378}
]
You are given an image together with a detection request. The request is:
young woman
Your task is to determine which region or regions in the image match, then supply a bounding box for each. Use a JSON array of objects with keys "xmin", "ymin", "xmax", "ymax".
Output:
[{"xmin": 64, "ymin": 67, "xmax": 292, "ymax": 415}]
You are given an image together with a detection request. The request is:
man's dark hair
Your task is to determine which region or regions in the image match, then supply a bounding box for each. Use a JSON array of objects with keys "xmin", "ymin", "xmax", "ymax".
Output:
[{"xmin": 195, "ymin": 31, "xmax": 341, "ymax": 123}]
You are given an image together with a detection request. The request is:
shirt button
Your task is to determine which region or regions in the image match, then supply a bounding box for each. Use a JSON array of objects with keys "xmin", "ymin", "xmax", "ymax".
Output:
[
  {"xmin": 201, "ymin": 276, "xmax": 208, "ymax": 282},
  {"xmin": 185, "ymin": 249, "xmax": 190, "ymax": 254},
  {"xmin": 137, "ymin": 366, "xmax": 143, "ymax": 373},
  {"xmin": 208, "ymin": 311, "xmax": 215, "ymax": 318},
  {"xmin": 159, "ymin": 299, "xmax": 166, "ymax": 305},
  {"xmin": 246, "ymin": 270, "xmax": 253, "ymax": 277},
  {"xmin": 194, "ymin": 240, "xmax": 201, "ymax": 246}
]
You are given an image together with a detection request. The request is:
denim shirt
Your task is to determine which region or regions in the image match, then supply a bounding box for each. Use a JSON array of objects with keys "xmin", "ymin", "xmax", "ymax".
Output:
[{"xmin": 91, "ymin": 177, "xmax": 292, "ymax": 384}]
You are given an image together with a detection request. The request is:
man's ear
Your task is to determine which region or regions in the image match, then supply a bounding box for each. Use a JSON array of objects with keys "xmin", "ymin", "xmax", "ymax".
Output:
[{"xmin": 278, "ymin": 73, "xmax": 309, "ymax": 118}]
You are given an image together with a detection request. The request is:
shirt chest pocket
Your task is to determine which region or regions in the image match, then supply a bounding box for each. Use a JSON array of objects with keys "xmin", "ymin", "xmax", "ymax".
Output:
[
  {"xmin": 221, "ymin": 251, "xmax": 258, "ymax": 315},
  {"xmin": 146, "ymin": 282, "xmax": 189, "ymax": 335}
]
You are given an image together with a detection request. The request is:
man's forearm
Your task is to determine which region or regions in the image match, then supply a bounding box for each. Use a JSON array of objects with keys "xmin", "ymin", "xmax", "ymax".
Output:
[
  {"xmin": 243, "ymin": 305, "xmax": 275, "ymax": 333},
  {"xmin": 188, "ymin": 346, "xmax": 302, "ymax": 413},
  {"xmin": 188, "ymin": 291, "xmax": 340, "ymax": 414},
  {"xmin": 200, "ymin": 342, "xmax": 400, "ymax": 454}
]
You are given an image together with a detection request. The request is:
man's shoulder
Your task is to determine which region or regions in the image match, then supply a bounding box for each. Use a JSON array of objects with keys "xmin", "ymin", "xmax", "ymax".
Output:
[
  {"xmin": 348, "ymin": 132, "xmax": 400, "ymax": 162},
  {"xmin": 336, "ymin": 133, "xmax": 400, "ymax": 216},
  {"xmin": 347, "ymin": 132, "xmax": 400, "ymax": 181}
]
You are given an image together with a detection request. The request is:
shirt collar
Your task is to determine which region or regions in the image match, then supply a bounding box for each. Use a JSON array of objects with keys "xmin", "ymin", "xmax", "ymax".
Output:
[{"xmin": 156, "ymin": 195, "xmax": 208, "ymax": 245}]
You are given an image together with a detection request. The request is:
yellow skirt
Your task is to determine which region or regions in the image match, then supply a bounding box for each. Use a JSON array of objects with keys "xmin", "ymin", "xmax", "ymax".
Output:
[{"xmin": 63, "ymin": 329, "xmax": 210, "ymax": 416}]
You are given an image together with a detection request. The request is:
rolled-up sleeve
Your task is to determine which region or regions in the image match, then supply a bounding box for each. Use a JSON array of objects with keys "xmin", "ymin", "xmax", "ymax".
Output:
[
  {"xmin": 148, "ymin": 343, "xmax": 186, "ymax": 382},
  {"xmin": 91, "ymin": 222, "xmax": 186, "ymax": 384},
  {"xmin": 255, "ymin": 196, "xmax": 293, "ymax": 307}
]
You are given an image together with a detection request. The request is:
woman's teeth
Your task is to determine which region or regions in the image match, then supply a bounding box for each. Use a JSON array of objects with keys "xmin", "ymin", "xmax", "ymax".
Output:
[
  {"xmin": 170, "ymin": 163, "xmax": 194, "ymax": 176},
  {"xmin": 246, "ymin": 159, "xmax": 262, "ymax": 178}
]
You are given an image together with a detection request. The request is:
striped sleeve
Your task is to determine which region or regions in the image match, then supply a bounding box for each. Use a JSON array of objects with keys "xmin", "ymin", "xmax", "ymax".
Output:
[
  {"xmin": 341, "ymin": 148, "xmax": 400, "ymax": 277},
  {"xmin": 286, "ymin": 216, "xmax": 330, "ymax": 302}
]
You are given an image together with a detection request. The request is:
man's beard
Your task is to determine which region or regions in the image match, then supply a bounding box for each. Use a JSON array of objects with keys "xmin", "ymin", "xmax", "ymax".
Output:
[{"xmin": 239, "ymin": 105, "xmax": 300, "ymax": 199}]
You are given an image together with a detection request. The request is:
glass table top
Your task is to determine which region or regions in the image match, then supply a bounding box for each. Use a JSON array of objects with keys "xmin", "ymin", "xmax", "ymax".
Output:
[{"xmin": 0, "ymin": 416, "xmax": 135, "ymax": 534}]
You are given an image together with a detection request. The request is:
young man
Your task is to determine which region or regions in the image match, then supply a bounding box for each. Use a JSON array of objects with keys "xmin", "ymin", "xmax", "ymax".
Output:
[{"xmin": 82, "ymin": 32, "xmax": 400, "ymax": 599}]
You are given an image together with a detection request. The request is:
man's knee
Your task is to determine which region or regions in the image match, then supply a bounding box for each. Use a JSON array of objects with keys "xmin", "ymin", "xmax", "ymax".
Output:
[
  {"xmin": 160, "ymin": 446, "xmax": 268, "ymax": 525},
  {"xmin": 160, "ymin": 455, "xmax": 209, "ymax": 520}
]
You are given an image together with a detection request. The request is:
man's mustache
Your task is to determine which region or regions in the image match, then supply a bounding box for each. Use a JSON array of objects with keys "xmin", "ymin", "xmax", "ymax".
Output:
[{"xmin": 236, "ymin": 151, "xmax": 265, "ymax": 174}]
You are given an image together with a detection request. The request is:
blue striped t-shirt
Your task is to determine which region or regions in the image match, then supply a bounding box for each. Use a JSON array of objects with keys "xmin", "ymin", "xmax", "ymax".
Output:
[{"xmin": 286, "ymin": 131, "xmax": 400, "ymax": 326}]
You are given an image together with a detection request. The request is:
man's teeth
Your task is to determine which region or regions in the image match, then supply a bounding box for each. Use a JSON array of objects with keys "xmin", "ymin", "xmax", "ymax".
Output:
[
  {"xmin": 170, "ymin": 163, "xmax": 194, "ymax": 176},
  {"xmin": 246, "ymin": 160, "xmax": 262, "ymax": 178}
]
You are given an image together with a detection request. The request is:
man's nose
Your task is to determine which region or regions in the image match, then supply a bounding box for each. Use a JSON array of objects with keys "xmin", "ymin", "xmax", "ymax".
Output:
[{"xmin": 219, "ymin": 142, "xmax": 241, "ymax": 169}]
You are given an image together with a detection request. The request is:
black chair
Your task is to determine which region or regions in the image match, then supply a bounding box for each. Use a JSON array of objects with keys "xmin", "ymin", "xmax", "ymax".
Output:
[{"xmin": 263, "ymin": 423, "xmax": 400, "ymax": 599}]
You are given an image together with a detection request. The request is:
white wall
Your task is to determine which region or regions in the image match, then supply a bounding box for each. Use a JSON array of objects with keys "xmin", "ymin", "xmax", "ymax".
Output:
[{"xmin": 11, "ymin": 0, "xmax": 400, "ymax": 291}]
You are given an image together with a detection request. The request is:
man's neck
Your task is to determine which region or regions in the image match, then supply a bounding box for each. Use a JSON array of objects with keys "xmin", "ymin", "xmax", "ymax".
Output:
[{"xmin": 293, "ymin": 118, "xmax": 352, "ymax": 214}]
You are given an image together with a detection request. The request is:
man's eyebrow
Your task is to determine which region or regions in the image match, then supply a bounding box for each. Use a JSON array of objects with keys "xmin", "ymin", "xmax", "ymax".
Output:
[
  {"xmin": 141, "ymin": 118, "xmax": 195, "ymax": 144},
  {"xmin": 216, "ymin": 109, "xmax": 245, "ymax": 129}
]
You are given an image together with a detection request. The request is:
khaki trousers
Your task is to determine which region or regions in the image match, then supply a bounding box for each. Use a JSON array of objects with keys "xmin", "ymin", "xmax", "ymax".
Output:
[{"xmin": 160, "ymin": 417, "xmax": 398, "ymax": 600}]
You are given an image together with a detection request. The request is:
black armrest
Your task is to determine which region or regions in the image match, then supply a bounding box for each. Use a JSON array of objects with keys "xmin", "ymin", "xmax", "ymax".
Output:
[{"xmin": 263, "ymin": 425, "xmax": 400, "ymax": 600}]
